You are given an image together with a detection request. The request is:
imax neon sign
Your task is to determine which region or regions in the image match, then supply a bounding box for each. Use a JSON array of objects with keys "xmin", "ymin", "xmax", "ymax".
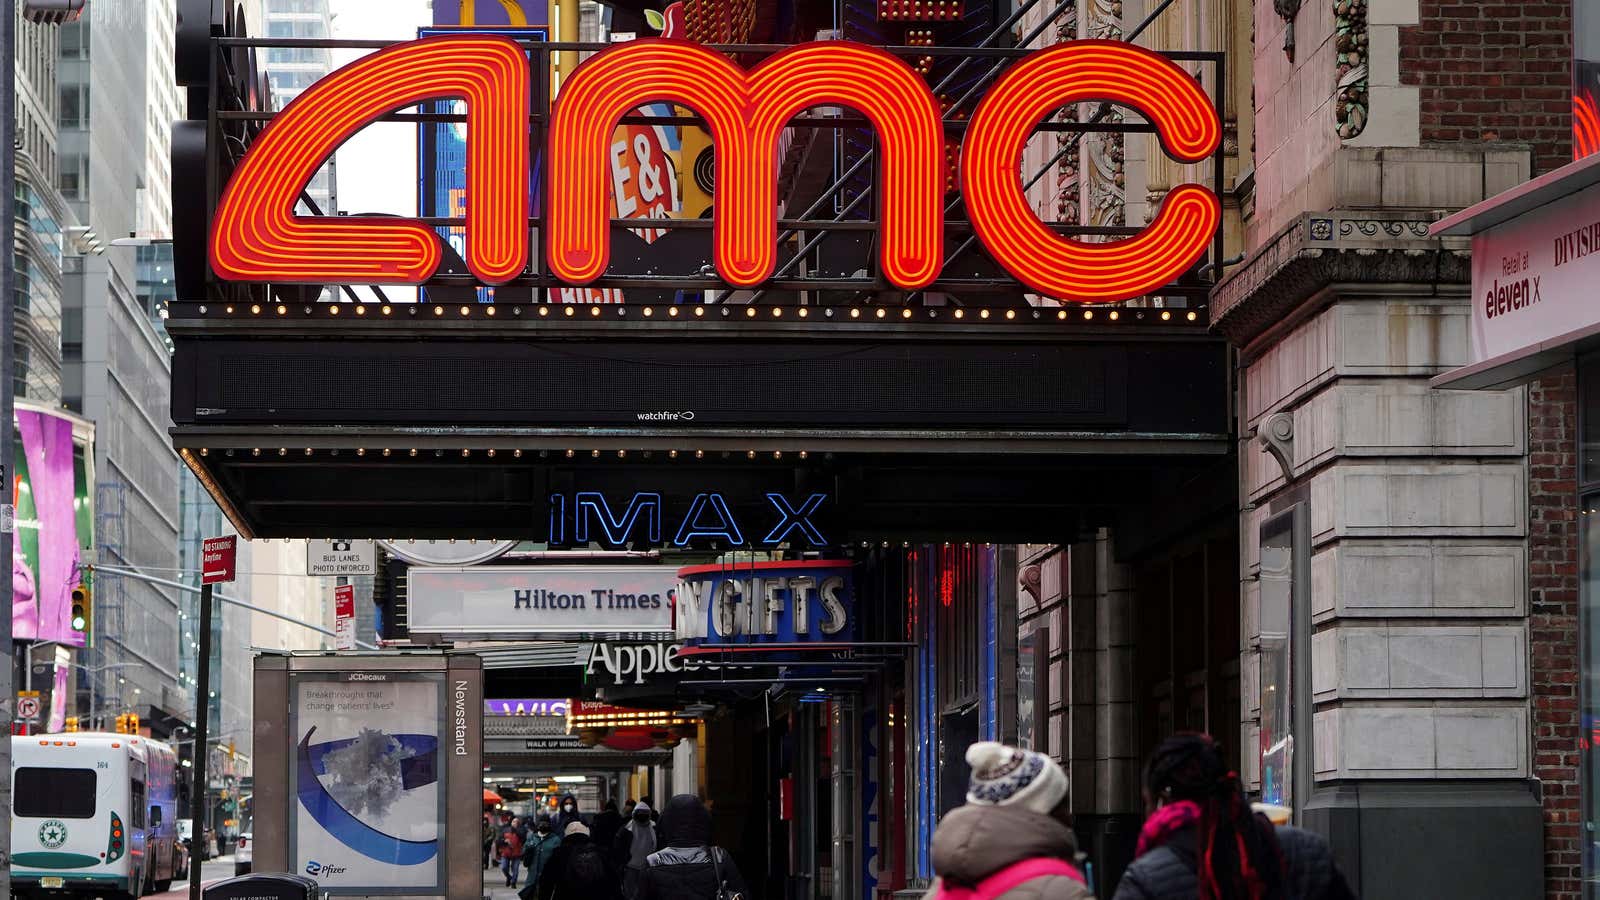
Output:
[
  {"xmin": 549, "ymin": 490, "xmax": 828, "ymax": 548},
  {"xmin": 210, "ymin": 36, "xmax": 1220, "ymax": 303}
]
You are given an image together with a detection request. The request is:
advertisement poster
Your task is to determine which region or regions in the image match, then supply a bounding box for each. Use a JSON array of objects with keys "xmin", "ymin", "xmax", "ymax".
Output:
[
  {"xmin": 12, "ymin": 405, "xmax": 94, "ymax": 648},
  {"xmin": 291, "ymin": 674, "xmax": 445, "ymax": 892}
]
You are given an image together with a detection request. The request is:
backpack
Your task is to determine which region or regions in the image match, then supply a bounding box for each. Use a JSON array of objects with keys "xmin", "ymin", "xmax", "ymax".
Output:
[
  {"xmin": 933, "ymin": 858, "xmax": 1084, "ymax": 900},
  {"xmin": 565, "ymin": 841, "xmax": 609, "ymax": 887}
]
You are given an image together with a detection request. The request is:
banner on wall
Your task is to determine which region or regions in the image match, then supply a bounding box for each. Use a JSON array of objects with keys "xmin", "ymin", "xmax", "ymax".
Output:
[
  {"xmin": 12, "ymin": 403, "xmax": 94, "ymax": 649},
  {"xmin": 290, "ymin": 672, "xmax": 445, "ymax": 892},
  {"xmin": 431, "ymin": 0, "xmax": 549, "ymax": 27},
  {"xmin": 675, "ymin": 560, "xmax": 855, "ymax": 645}
]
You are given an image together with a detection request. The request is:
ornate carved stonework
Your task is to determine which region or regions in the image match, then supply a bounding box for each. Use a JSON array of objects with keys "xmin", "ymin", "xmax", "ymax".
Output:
[
  {"xmin": 1334, "ymin": 0, "xmax": 1368, "ymax": 139},
  {"xmin": 1084, "ymin": 0, "xmax": 1123, "ymax": 227},
  {"xmin": 1056, "ymin": 1, "xmax": 1081, "ymax": 224},
  {"xmin": 1210, "ymin": 212, "xmax": 1471, "ymax": 347}
]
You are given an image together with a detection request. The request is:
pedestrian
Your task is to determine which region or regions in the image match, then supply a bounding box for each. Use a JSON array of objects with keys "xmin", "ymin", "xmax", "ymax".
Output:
[
  {"xmin": 592, "ymin": 799, "xmax": 623, "ymax": 851},
  {"xmin": 611, "ymin": 801, "xmax": 657, "ymax": 899},
  {"xmin": 542, "ymin": 821, "xmax": 617, "ymax": 900},
  {"xmin": 636, "ymin": 794, "xmax": 750, "ymax": 900},
  {"xmin": 1112, "ymin": 733, "xmax": 1355, "ymax": 900},
  {"xmin": 484, "ymin": 813, "xmax": 498, "ymax": 870},
  {"xmin": 922, "ymin": 741, "xmax": 1091, "ymax": 899},
  {"xmin": 519, "ymin": 814, "xmax": 562, "ymax": 899},
  {"xmin": 499, "ymin": 816, "xmax": 527, "ymax": 887},
  {"xmin": 557, "ymin": 793, "xmax": 583, "ymax": 833}
]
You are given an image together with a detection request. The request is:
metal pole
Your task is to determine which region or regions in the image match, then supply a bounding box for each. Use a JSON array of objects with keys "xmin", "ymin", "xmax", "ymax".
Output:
[
  {"xmin": 188, "ymin": 582, "xmax": 214, "ymax": 900},
  {"xmin": 2, "ymin": 0, "xmax": 17, "ymax": 889}
]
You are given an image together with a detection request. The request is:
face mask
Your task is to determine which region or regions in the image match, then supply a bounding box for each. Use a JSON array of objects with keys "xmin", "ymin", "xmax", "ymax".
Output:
[{"xmin": 564, "ymin": 805, "xmax": 575, "ymax": 813}]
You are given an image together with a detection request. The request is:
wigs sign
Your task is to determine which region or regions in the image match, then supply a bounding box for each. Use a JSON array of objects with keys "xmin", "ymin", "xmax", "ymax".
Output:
[{"xmin": 209, "ymin": 37, "xmax": 1221, "ymax": 303}]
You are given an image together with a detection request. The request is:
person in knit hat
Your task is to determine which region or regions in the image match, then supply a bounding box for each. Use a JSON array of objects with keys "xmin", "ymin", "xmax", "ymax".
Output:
[{"xmin": 924, "ymin": 742, "xmax": 1094, "ymax": 899}]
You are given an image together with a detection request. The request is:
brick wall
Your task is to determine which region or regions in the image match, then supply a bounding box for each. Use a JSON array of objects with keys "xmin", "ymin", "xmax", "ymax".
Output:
[
  {"xmin": 1528, "ymin": 368, "xmax": 1581, "ymax": 900},
  {"xmin": 1399, "ymin": 1, "xmax": 1573, "ymax": 175}
]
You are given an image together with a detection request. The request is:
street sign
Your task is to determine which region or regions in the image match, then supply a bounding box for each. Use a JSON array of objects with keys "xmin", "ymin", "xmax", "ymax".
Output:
[
  {"xmin": 201, "ymin": 535, "xmax": 237, "ymax": 584},
  {"xmin": 334, "ymin": 584, "xmax": 356, "ymax": 650},
  {"xmin": 17, "ymin": 690, "xmax": 42, "ymax": 722},
  {"xmin": 307, "ymin": 538, "xmax": 377, "ymax": 576}
]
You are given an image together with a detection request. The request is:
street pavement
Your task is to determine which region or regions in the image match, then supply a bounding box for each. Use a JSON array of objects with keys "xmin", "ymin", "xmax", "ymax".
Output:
[
  {"xmin": 483, "ymin": 863, "xmax": 528, "ymax": 900},
  {"xmin": 145, "ymin": 855, "xmax": 239, "ymax": 900}
]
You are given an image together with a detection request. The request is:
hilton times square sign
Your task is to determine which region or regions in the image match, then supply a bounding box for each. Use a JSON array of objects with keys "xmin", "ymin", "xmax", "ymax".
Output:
[{"xmin": 207, "ymin": 37, "xmax": 1222, "ymax": 303}]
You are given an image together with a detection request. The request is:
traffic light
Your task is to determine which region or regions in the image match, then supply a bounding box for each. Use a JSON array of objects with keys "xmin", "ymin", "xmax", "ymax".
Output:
[
  {"xmin": 69, "ymin": 584, "xmax": 91, "ymax": 638},
  {"xmin": 114, "ymin": 713, "xmax": 140, "ymax": 735},
  {"xmin": 64, "ymin": 717, "xmax": 79, "ymax": 733}
]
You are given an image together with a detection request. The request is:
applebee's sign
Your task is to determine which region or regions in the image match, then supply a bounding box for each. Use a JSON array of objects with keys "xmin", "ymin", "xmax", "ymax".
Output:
[{"xmin": 209, "ymin": 37, "xmax": 1220, "ymax": 302}]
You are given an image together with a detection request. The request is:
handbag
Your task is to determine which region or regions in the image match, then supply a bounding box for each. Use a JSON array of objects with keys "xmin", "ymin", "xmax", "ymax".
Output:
[{"xmin": 709, "ymin": 847, "xmax": 743, "ymax": 900}]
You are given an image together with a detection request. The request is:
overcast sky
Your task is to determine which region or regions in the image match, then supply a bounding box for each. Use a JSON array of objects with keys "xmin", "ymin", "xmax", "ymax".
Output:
[{"xmin": 329, "ymin": 0, "xmax": 432, "ymax": 220}]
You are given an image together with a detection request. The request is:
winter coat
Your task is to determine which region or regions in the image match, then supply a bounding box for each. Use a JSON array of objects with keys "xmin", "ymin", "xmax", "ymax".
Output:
[
  {"xmin": 923, "ymin": 804, "xmax": 1093, "ymax": 900},
  {"xmin": 1111, "ymin": 824, "xmax": 1355, "ymax": 900},
  {"xmin": 593, "ymin": 807, "xmax": 623, "ymax": 851},
  {"xmin": 636, "ymin": 794, "xmax": 749, "ymax": 900},
  {"xmin": 637, "ymin": 847, "xmax": 749, "ymax": 900},
  {"xmin": 542, "ymin": 833, "xmax": 619, "ymax": 900},
  {"xmin": 522, "ymin": 831, "xmax": 562, "ymax": 887}
]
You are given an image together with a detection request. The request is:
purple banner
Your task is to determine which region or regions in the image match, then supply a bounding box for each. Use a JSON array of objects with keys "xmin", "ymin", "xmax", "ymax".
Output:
[
  {"xmin": 13, "ymin": 409, "xmax": 88, "ymax": 646},
  {"xmin": 484, "ymin": 698, "xmax": 569, "ymax": 717}
]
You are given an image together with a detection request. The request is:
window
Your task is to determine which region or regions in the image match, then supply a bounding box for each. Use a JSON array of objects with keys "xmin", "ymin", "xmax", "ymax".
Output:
[
  {"xmin": 59, "ymin": 84, "xmax": 88, "ymax": 129},
  {"xmin": 59, "ymin": 21, "xmax": 87, "ymax": 59},
  {"xmin": 15, "ymin": 768, "xmax": 97, "ymax": 818},
  {"xmin": 131, "ymin": 782, "xmax": 147, "ymax": 828},
  {"xmin": 1257, "ymin": 506, "xmax": 1309, "ymax": 813}
]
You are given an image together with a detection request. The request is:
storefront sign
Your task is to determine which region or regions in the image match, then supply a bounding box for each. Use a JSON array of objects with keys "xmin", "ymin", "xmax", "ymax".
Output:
[
  {"xmin": 584, "ymin": 641, "xmax": 748, "ymax": 684},
  {"xmin": 1466, "ymin": 180, "xmax": 1600, "ymax": 363},
  {"xmin": 210, "ymin": 37, "xmax": 1219, "ymax": 303},
  {"xmin": 549, "ymin": 490, "xmax": 830, "ymax": 549},
  {"xmin": 484, "ymin": 698, "xmax": 569, "ymax": 717},
  {"xmin": 406, "ymin": 565, "xmax": 676, "ymax": 638},
  {"xmin": 675, "ymin": 560, "xmax": 855, "ymax": 644}
]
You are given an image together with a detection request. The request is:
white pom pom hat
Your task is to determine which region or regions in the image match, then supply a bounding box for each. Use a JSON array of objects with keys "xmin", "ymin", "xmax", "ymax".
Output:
[{"xmin": 964, "ymin": 741, "xmax": 1068, "ymax": 815}]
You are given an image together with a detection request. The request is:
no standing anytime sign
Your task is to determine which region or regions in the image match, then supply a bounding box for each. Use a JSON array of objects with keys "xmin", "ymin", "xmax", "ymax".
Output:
[{"xmin": 202, "ymin": 535, "xmax": 237, "ymax": 584}]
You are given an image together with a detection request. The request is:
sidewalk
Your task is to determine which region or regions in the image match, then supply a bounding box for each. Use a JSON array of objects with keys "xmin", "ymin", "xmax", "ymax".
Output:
[{"xmin": 482, "ymin": 865, "xmax": 524, "ymax": 900}]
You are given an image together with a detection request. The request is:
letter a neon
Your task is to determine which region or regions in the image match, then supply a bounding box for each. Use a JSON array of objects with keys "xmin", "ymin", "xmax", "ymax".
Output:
[{"xmin": 211, "ymin": 35, "xmax": 529, "ymax": 285}]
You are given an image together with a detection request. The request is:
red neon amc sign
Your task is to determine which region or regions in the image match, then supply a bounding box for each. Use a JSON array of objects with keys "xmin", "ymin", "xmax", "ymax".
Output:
[{"xmin": 210, "ymin": 36, "xmax": 1220, "ymax": 303}]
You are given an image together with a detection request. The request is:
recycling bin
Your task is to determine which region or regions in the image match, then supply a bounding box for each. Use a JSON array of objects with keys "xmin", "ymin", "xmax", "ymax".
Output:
[{"xmin": 203, "ymin": 872, "xmax": 320, "ymax": 900}]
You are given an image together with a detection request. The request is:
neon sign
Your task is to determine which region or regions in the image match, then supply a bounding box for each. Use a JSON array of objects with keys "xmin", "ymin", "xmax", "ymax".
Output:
[
  {"xmin": 547, "ymin": 490, "xmax": 830, "ymax": 548},
  {"xmin": 210, "ymin": 36, "xmax": 1219, "ymax": 303}
]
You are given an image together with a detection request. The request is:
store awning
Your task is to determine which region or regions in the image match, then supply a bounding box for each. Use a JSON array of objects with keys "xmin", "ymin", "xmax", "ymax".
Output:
[
  {"xmin": 1431, "ymin": 152, "xmax": 1600, "ymax": 390},
  {"xmin": 483, "ymin": 788, "xmax": 503, "ymax": 805}
]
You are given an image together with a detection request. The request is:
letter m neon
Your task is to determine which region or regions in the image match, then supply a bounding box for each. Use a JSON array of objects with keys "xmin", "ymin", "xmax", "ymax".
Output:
[
  {"xmin": 575, "ymin": 492, "xmax": 662, "ymax": 545},
  {"xmin": 547, "ymin": 39, "xmax": 944, "ymax": 290}
]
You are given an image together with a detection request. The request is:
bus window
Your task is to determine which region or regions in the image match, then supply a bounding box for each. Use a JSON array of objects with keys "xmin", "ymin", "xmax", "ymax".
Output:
[
  {"xmin": 15, "ymin": 768, "xmax": 97, "ymax": 818},
  {"xmin": 132, "ymin": 782, "xmax": 146, "ymax": 828}
]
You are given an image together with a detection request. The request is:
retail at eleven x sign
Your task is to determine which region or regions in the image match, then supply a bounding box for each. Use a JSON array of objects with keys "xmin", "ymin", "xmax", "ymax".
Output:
[{"xmin": 210, "ymin": 36, "xmax": 1221, "ymax": 303}]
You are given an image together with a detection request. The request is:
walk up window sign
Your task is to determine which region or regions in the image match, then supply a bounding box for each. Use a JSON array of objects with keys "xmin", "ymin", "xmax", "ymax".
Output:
[{"xmin": 406, "ymin": 565, "xmax": 678, "ymax": 640}]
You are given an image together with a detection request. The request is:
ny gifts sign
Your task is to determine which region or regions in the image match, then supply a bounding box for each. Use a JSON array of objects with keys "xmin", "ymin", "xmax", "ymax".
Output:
[{"xmin": 209, "ymin": 36, "xmax": 1220, "ymax": 304}]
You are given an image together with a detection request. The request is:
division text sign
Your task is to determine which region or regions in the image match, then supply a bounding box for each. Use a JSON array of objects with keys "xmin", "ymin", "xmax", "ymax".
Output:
[
  {"xmin": 1468, "ymin": 180, "xmax": 1600, "ymax": 365},
  {"xmin": 210, "ymin": 37, "xmax": 1221, "ymax": 303},
  {"xmin": 406, "ymin": 565, "xmax": 677, "ymax": 638}
]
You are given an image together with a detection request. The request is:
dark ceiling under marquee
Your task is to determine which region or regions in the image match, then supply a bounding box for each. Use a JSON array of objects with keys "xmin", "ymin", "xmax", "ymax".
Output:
[{"xmin": 167, "ymin": 312, "xmax": 1232, "ymax": 545}]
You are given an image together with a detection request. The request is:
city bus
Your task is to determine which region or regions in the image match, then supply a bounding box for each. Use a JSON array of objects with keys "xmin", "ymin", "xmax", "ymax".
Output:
[{"xmin": 11, "ymin": 733, "xmax": 186, "ymax": 899}]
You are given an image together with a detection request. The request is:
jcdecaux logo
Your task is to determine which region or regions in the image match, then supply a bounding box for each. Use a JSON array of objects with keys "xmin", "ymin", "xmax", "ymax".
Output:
[{"xmin": 210, "ymin": 37, "xmax": 1220, "ymax": 304}]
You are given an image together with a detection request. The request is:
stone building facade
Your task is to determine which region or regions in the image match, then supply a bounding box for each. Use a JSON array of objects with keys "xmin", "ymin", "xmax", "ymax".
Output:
[{"xmin": 1010, "ymin": 0, "xmax": 1578, "ymax": 896}]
